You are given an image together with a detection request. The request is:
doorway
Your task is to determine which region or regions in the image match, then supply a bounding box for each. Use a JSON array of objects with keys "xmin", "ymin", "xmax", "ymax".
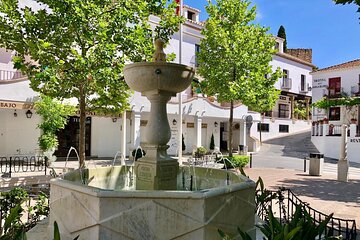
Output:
[
  {"xmin": 55, "ymin": 116, "xmax": 91, "ymax": 157},
  {"xmin": 220, "ymin": 122, "xmax": 227, "ymax": 151}
]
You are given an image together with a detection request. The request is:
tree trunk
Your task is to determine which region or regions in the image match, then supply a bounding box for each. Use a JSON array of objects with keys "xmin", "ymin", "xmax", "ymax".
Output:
[
  {"xmin": 79, "ymin": 85, "xmax": 86, "ymax": 168},
  {"xmin": 228, "ymin": 100, "xmax": 234, "ymax": 157},
  {"xmin": 259, "ymin": 113, "xmax": 263, "ymax": 146}
]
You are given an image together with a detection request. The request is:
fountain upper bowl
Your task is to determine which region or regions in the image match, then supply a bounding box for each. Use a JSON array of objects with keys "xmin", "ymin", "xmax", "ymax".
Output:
[{"xmin": 124, "ymin": 62, "xmax": 195, "ymax": 95}]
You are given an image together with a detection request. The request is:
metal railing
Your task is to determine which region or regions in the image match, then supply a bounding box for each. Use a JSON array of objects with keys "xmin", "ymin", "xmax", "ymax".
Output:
[
  {"xmin": 0, "ymin": 70, "xmax": 26, "ymax": 81},
  {"xmin": 0, "ymin": 156, "xmax": 47, "ymax": 178},
  {"xmin": 351, "ymin": 85, "xmax": 360, "ymax": 97},
  {"xmin": 258, "ymin": 189, "xmax": 357, "ymax": 240},
  {"xmin": 281, "ymin": 78, "xmax": 292, "ymax": 90},
  {"xmin": 327, "ymin": 124, "xmax": 342, "ymax": 136}
]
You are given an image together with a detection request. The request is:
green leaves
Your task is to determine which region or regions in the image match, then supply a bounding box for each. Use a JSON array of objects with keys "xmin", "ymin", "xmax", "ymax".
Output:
[
  {"xmin": 198, "ymin": 0, "xmax": 281, "ymax": 109},
  {"xmin": 0, "ymin": 0, "xmax": 181, "ymax": 165},
  {"xmin": 35, "ymin": 95, "xmax": 76, "ymax": 151}
]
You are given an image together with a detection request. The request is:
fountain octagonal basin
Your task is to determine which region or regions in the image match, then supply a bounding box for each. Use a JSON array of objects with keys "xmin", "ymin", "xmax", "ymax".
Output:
[{"xmin": 49, "ymin": 166, "xmax": 256, "ymax": 240}]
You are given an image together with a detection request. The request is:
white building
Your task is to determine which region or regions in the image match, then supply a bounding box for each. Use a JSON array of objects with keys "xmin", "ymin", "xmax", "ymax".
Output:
[
  {"xmin": 0, "ymin": 5, "xmax": 314, "ymax": 159},
  {"xmin": 311, "ymin": 59, "xmax": 360, "ymax": 163}
]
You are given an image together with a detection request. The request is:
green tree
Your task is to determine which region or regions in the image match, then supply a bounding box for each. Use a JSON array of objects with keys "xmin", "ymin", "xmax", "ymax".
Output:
[
  {"xmin": 0, "ymin": 0, "xmax": 181, "ymax": 167},
  {"xmin": 277, "ymin": 25, "xmax": 287, "ymax": 52},
  {"xmin": 334, "ymin": 0, "xmax": 360, "ymax": 21},
  {"xmin": 35, "ymin": 95, "xmax": 76, "ymax": 153},
  {"xmin": 197, "ymin": 0, "xmax": 281, "ymax": 157}
]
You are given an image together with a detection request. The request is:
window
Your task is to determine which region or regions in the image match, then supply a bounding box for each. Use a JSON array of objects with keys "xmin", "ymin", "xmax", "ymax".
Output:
[
  {"xmin": 300, "ymin": 75, "xmax": 306, "ymax": 91},
  {"xmin": 329, "ymin": 107, "xmax": 341, "ymax": 121},
  {"xmin": 278, "ymin": 104, "xmax": 290, "ymax": 118},
  {"xmin": 328, "ymin": 77, "xmax": 341, "ymax": 97},
  {"xmin": 195, "ymin": 44, "xmax": 200, "ymax": 67},
  {"xmin": 275, "ymin": 42, "xmax": 280, "ymax": 51},
  {"xmin": 279, "ymin": 125, "xmax": 289, "ymax": 133},
  {"xmin": 283, "ymin": 69, "xmax": 289, "ymax": 79},
  {"xmin": 187, "ymin": 11, "xmax": 194, "ymax": 20},
  {"xmin": 257, "ymin": 123, "xmax": 269, "ymax": 132}
]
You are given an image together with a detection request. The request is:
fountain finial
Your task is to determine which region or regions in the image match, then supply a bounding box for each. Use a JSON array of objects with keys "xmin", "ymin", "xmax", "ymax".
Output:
[{"xmin": 153, "ymin": 39, "xmax": 166, "ymax": 62}]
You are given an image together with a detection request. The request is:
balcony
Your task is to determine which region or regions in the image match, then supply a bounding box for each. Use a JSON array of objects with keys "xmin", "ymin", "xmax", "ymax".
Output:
[
  {"xmin": 327, "ymin": 87, "xmax": 343, "ymax": 99},
  {"xmin": 351, "ymin": 84, "xmax": 360, "ymax": 97},
  {"xmin": 299, "ymin": 83, "xmax": 310, "ymax": 93},
  {"xmin": 281, "ymin": 78, "xmax": 292, "ymax": 90},
  {"xmin": 0, "ymin": 70, "xmax": 26, "ymax": 81}
]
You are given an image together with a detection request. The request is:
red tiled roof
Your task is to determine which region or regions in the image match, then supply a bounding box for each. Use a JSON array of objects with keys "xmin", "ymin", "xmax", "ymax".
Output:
[{"xmin": 313, "ymin": 59, "xmax": 360, "ymax": 73}]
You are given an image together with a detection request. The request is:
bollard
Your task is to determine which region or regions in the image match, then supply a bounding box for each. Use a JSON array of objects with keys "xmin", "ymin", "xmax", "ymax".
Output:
[
  {"xmin": 250, "ymin": 153, "xmax": 253, "ymax": 168},
  {"xmin": 44, "ymin": 157, "xmax": 47, "ymax": 175},
  {"xmin": 190, "ymin": 175, "xmax": 193, "ymax": 191},
  {"xmin": 303, "ymin": 157, "xmax": 307, "ymax": 173},
  {"xmin": 9, "ymin": 156, "xmax": 12, "ymax": 178}
]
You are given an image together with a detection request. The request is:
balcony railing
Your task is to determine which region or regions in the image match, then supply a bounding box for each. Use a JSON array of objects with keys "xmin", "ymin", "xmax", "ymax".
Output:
[
  {"xmin": 281, "ymin": 78, "xmax": 292, "ymax": 90},
  {"xmin": 327, "ymin": 87, "xmax": 344, "ymax": 99},
  {"xmin": 350, "ymin": 85, "xmax": 360, "ymax": 97},
  {"xmin": 299, "ymin": 83, "xmax": 309, "ymax": 93},
  {"xmin": 0, "ymin": 69, "xmax": 26, "ymax": 81}
]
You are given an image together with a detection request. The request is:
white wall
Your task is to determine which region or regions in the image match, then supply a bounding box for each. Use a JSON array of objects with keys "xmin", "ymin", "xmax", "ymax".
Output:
[
  {"xmin": 0, "ymin": 109, "xmax": 40, "ymax": 156},
  {"xmin": 311, "ymin": 135, "xmax": 341, "ymax": 160},
  {"xmin": 251, "ymin": 118, "xmax": 311, "ymax": 142},
  {"xmin": 272, "ymin": 55, "xmax": 313, "ymax": 96},
  {"xmin": 91, "ymin": 117, "xmax": 122, "ymax": 158},
  {"xmin": 312, "ymin": 67, "xmax": 360, "ymax": 121}
]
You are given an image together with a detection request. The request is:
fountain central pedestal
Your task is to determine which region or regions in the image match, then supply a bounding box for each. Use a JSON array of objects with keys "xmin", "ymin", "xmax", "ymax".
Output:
[{"xmin": 124, "ymin": 39, "xmax": 195, "ymax": 190}]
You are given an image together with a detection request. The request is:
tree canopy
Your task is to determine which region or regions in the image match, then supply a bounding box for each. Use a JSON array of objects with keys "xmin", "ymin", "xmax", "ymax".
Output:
[
  {"xmin": 334, "ymin": 0, "xmax": 360, "ymax": 20},
  {"xmin": 197, "ymin": 0, "xmax": 281, "ymax": 156},
  {"xmin": 0, "ymin": 0, "xmax": 181, "ymax": 166}
]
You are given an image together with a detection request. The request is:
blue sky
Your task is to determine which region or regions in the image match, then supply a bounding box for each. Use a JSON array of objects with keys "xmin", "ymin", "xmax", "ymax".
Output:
[{"xmin": 186, "ymin": 0, "xmax": 360, "ymax": 69}]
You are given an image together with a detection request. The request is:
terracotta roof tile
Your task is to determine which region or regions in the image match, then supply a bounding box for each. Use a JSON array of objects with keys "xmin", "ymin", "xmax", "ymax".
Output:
[{"xmin": 314, "ymin": 59, "xmax": 360, "ymax": 73}]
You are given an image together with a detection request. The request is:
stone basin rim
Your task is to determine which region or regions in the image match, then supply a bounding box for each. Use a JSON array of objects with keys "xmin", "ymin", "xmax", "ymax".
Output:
[
  {"xmin": 50, "ymin": 166, "xmax": 255, "ymax": 199},
  {"xmin": 123, "ymin": 61, "xmax": 195, "ymax": 71},
  {"xmin": 51, "ymin": 178, "xmax": 255, "ymax": 199}
]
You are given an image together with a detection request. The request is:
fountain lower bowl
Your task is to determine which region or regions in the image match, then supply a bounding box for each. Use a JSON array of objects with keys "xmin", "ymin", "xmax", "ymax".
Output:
[{"xmin": 49, "ymin": 166, "xmax": 255, "ymax": 240}]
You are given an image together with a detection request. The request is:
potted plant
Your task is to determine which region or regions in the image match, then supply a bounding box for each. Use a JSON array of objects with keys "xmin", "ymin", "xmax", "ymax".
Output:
[{"xmin": 193, "ymin": 146, "xmax": 207, "ymax": 158}]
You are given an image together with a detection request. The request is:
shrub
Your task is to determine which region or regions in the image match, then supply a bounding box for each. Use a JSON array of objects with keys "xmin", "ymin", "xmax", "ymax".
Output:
[
  {"xmin": 182, "ymin": 134, "xmax": 186, "ymax": 151},
  {"xmin": 209, "ymin": 134, "xmax": 215, "ymax": 150},
  {"xmin": 218, "ymin": 155, "xmax": 249, "ymax": 168}
]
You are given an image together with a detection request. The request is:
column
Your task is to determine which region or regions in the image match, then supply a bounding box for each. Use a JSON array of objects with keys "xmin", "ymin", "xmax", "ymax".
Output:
[
  {"xmin": 290, "ymin": 96, "xmax": 295, "ymax": 119},
  {"xmin": 194, "ymin": 115, "xmax": 202, "ymax": 148},
  {"xmin": 338, "ymin": 124, "xmax": 349, "ymax": 182},
  {"xmin": 350, "ymin": 123, "xmax": 356, "ymax": 138},
  {"xmin": 305, "ymin": 97, "xmax": 310, "ymax": 121},
  {"xmin": 131, "ymin": 112, "xmax": 141, "ymax": 149},
  {"xmin": 121, "ymin": 111, "xmax": 127, "ymax": 165},
  {"xmin": 239, "ymin": 121, "xmax": 247, "ymax": 149}
]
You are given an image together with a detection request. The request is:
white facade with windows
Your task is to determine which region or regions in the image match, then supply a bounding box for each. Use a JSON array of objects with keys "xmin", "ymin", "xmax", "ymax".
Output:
[
  {"xmin": 311, "ymin": 59, "xmax": 360, "ymax": 163},
  {"xmin": 0, "ymin": 4, "xmax": 313, "ymax": 159}
]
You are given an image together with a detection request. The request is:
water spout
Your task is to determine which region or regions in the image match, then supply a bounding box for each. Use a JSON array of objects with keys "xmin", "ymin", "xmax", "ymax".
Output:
[
  {"xmin": 112, "ymin": 151, "xmax": 123, "ymax": 166},
  {"xmin": 65, "ymin": 147, "xmax": 80, "ymax": 170}
]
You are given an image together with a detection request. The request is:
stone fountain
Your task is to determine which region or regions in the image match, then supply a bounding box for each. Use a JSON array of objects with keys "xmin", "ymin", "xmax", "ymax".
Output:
[
  {"xmin": 123, "ymin": 39, "xmax": 195, "ymax": 190},
  {"xmin": 48, "ymin": 40, "xmax": 255, "ymax": 240}
]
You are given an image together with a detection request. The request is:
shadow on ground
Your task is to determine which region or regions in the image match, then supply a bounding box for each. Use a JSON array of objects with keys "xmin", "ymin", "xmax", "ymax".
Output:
[{"xmin": 272, "ymin": 175, "xmax": 360, "ymax": 204}]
